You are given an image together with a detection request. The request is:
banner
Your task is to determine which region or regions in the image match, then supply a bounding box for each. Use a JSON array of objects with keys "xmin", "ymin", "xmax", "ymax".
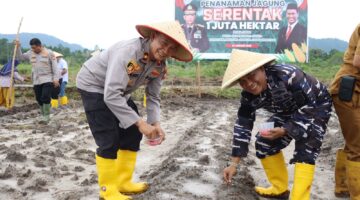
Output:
[{"xmin": 175, "ymin": 0, "xmax": 308, "ymax": 62}]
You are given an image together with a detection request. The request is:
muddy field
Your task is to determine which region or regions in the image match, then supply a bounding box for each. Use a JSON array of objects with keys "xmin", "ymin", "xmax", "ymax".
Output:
[{"xmin": 0, "ymin": 96, "xmax": 349, "ymax": 200}]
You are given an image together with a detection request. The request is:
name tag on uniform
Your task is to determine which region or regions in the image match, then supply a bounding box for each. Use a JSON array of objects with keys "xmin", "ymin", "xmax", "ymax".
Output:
[{"xmin": 194, "ymin": 30, "xmax": 202, "ymax": 39}]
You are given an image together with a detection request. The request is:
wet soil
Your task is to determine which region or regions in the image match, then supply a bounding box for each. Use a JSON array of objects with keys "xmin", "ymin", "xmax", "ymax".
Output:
[{"xmin": 0, "ymin": 96, "xmax": 347, "ymax": 200}]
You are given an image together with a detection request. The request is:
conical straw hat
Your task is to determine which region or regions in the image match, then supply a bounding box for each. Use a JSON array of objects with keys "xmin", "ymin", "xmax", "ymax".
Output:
[
  {"xmin": 53, "ymin": 51, "xmax": 63, "ymax": 58},
  {"xmin": 221, "ymin": 49, "xmax": 276, "ymax": 89},
  {"xmin": 136, "ymin": 21, "xmax": 193, "ymax": 62}
]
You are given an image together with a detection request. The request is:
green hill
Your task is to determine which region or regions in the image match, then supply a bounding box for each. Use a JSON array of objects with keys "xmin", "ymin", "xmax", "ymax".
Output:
[
  {"xmin": 309, "ymin": 37, "xmax": 348, "ymax": 52},
  {"xmin": 0, "ymin": 33, "xmax": 84, "ymax": 52}
]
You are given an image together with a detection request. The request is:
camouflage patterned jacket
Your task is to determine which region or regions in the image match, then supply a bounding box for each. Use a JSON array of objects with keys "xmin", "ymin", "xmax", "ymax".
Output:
[{"xmin": 232, "ymin": 64, "xmax": 332, "ymax": 157}]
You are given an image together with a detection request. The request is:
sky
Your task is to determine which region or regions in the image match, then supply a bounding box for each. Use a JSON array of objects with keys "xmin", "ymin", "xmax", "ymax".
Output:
[{"xmin": 1, "ymin": 0, "xmax": 359, "ymax": 50}]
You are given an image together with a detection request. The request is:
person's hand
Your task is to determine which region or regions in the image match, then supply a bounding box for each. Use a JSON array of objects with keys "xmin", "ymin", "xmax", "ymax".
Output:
[
  {"xmin": 13, "ymin": 39, "xmax": 20, "ymax": 47},
  {"xmin": 153, "ymin": 122, "xmax": 165, "ymax": 144},
  {"xmin": 136, "ymin": 119, "xmax": 158, "ymax": 139},
  {"xmin": 260, "ymin": 127, "xmax": 287, "ymax": 140},
  {"xmin": 53, "ymin": 80, "xmax": 60, "ymax": 88},
  {"xmin": 23, "ymin": 76, "xmax": 30, "ymax": 82},
  {"xmin": 61, "ymin": 69, "xmax": 67, "ymax": 76},
  {"xmin": 162, "ymin": 67, "xmax": 168, "ymax": 80},
  {"xmin": 223, "ymin": 165, "xmax": 237, "ymax": 185}
]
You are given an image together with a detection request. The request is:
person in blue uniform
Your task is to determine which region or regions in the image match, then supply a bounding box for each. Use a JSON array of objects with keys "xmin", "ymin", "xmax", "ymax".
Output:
[{"xmin": 222, "ymin": 49, "xmax": 332, "ymax": 200}]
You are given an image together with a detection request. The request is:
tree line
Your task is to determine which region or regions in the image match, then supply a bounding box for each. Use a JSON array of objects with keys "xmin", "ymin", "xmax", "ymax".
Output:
[
  {"xmin": 0, "ymin": 38, "xmax": 91, "ymax": 67},
  {"xmin": 1, "ymin": 37, "xmax": 344, "ymax": 68}
]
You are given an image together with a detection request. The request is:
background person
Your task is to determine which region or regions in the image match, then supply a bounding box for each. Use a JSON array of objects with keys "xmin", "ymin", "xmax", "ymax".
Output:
[
  {"xmin": 50, "ymin": 51, "xmax": 68, "ymax": 108},
  {"xmin": 0, "ymin": 59, "xmax": 24, "ymax": 111},
  {"xmin": 330, "ymin": 23, "xmax": 360, "ymax": 199},
  {"xmin": 222, "ymin": 49, "xmax": 332, "ymax": 200},
  {"xmin": 76, "ymin": 21, "xmax": 192, "ymax": 200},
  {"xmin": 16, "ymin": 38, "xmax": 60, "ymax": 123}
]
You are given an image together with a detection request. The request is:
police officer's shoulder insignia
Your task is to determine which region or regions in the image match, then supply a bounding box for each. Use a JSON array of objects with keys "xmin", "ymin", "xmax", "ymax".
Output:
[{"xmin": 127, "ymin": 60, "xmax": 141, "ymax": 75}]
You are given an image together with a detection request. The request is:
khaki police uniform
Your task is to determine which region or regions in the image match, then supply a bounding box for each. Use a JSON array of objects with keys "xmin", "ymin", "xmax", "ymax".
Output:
[
  {"xmin": 330, "ymin": 23, "xmax": 360, "ymax": 200},
  {"xmin": 76, "ymin": 38, "xmax": 166, "ymax": 158},
  {"xmin": 330, "ymin": 24, "xmax": 360, "ymax": 161},
  {"xmin": 18, "ymin": 47, "xmax": 60, "ymax": 105}
]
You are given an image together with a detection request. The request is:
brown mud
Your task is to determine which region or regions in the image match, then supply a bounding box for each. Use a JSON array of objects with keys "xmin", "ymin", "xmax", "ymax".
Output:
[{"xmin": 0, "ymin": 95, "xmax": 347, "ymax": 200}]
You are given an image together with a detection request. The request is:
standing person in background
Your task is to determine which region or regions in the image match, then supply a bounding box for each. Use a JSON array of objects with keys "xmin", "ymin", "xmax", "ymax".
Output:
[
  {"xmin": 330, "ymin": 23, "xmax": 360, "ymax": 199},
  {"xmin": 181, "ymin": 3, "xmax": 210, "ymax": 53},
  {"xmin": 275, "ymin": 3, "xmax": 307, "ymax": 53},
  {"xmin": 16, "ymin": 38, "xmax": 60, "ymax": 123},
  {"xmin": 0, "ymin": 59, "xmax": 24, "ymax": 111},
  {"xmin": 51, "ymin": 51, "xmax": 68, "ymax": 109},
  {"xmin": 76, "ymin": 21, "xmax": 192, "ymax": 200},
  {"xmin": 222, "ymin": 49, "xmax": 332, "ymax": 200}
]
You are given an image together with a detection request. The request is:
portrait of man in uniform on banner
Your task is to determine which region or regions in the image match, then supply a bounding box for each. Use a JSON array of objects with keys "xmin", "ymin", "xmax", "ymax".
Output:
[{"xmin": 181, "ymin": 3, "xmax": 210, "ymax": 53}]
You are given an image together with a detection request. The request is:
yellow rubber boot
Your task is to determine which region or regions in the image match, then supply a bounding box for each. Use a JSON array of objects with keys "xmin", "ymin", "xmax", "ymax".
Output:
[
  {"xmin": 60, "ymin": 96, "xmax": 68, "ymax": 105},
  {"xmin": 346, "ymin": 159, "xmax": 360, "ymax": 200},
  {"xmin": 96, "ymin": 155, "xmax": 132, "ymax": 200},
  {"xmin": 51, "ymin": 99, "xmax": 59, "ymax": 109},
  {"xmin": 290, "ymin": 163, "xmax": 315, "ymax": 200},
  {"xmin": 335, "ymin": 149, "xmax": 350, "ymax": 197},
  {"xmin": 116, "ymin": 150, "xmax": 149, "ymax": 194},
  {"xmin": 255, "ymin": 151, "xmax": 290, "ymax": 198}
]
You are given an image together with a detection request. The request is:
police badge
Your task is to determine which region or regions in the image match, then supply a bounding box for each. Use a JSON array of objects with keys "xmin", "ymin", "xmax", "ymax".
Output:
[{"xmin": 126, "ymin": 60, "xmax": 141, "ymax": 75}]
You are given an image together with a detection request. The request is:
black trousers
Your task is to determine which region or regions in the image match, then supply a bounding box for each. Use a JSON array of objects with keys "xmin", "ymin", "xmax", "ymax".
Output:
[
  {"xmin": 78, "ymin": 89, "xmax": 142, "ymax": 159},
  {"xmin": 51, "ymin": 78, "xmax": 63, "ymax": 99},
  {"xmin": 33, "ymin": 82, "xmax": 53, "ymax": 105}
]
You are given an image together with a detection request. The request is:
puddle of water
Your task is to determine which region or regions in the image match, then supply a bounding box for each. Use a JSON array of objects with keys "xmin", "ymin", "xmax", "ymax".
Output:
[
  {"xmin": 1, "ymin": 179, "xmax": 17, "ymax": 188},
  {"xmin": 182, "ymin": 180, "xmax": 215, "ymax": 197},
  {"xmin": 202, "ymin": 170, "xmax": 222, "ymax": 183},
  {"xmin": 59, "ymin": 132, "xmax": 75, "ymax": 142}
]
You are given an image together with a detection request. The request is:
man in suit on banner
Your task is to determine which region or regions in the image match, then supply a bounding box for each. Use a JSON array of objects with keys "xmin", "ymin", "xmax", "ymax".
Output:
[{"xmin": 275, "ymin": 3, "xmax": 307, "ymax": 53}]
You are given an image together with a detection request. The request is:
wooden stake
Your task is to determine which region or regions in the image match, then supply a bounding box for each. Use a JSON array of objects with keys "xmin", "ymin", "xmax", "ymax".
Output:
[
  {"xmin": 196, "ymin": 60, "xmax": 201, "ymax": 98},
  {"xmin": 8, "ymin": 17, "xmax": 24, "ymax": 106}
]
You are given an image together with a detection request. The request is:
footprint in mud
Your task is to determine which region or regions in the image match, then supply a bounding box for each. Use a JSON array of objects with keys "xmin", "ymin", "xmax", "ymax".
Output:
[
  {"xmin": 0, "ymin": 165, "xmax": 16, "ymax": 179},
  {"xmin": 71, "ymin": 174, "xmax": 79, "ymax": 181},
  {"xmin": 32, "ymin": 155, "xmax": 56, "ymax": 168},
  {"xmin": 0, "ymin": 103, "xmax": 38, "ymax": 117},
  {"xmin": 0, "ymin": 184, "xmax": 25, "ymax": 199},
  {"xmin": 72, "ymin": 149, "xmax": 95, "ymax": 164},
  {"xmin": 26, "ymin": 178, "xmax": 49, "ymax": 192},
  {"xmin": 0, "ymin": 144, "xmax": 9, "ymax": 153},
  {"xmin": 74, "ymin": 166, "xmax": 85, "ymax": 172},
  {"xmin": 60, "ymin": 165, "xmax": 69, "ymax": 171},
  {"xmin": 40, "ymin": 149, "xmax": 65, "ymax": 158},
  {"xmin": 52, "ymin": 140, "xmax": 78, "ymax": 152},
  {"xmin": 53, "ymin": 188, "xmax": 93, "ymax": 200},
  {"xmin": 198, "ymin": 155, "xmax": 210, "ymax": 165},
  {"xmin": 5, "ymin": 150, "xmax": 27, "ymax": 162},
  {"xmin": 17, "ymin": 178, "xmax": 25, "ymax": 186}
]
